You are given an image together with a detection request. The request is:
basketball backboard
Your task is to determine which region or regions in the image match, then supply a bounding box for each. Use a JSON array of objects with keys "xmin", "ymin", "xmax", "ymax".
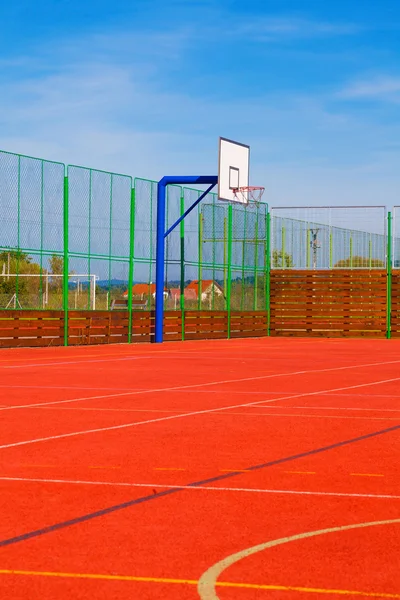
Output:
[{"xmin": 218, "ymin": 137, "xmax": 250, "ymax": 204}]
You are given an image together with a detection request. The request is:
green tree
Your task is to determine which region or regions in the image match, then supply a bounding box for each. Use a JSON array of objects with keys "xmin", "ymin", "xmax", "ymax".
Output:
[
  {"xmin": 0, "ymin": 249, "xmax": 43, "ymax": 303},
  {"xmin": 49, "ymin": 254, "xmax": 64, "ymax": 290},
  {"xmin": 334, "ymin": 256, "xmax": 385, "ymax": 268},
  {"xmin": 272, "ymin": 249, "xmax": 294, "ymax": 268}
]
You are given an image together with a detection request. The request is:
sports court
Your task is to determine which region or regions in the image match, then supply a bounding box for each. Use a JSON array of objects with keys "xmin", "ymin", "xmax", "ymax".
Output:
[{"xmin": 1, "ymin": 337, "xmax": 399, "ymax": 599}]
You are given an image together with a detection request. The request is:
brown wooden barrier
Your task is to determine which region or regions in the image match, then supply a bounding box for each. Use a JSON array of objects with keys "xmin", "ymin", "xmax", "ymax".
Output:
[
  {"xmin": 391, "ymin": 271, "xmax": 400, "ymax": 338},
  {"xmin": 230, "ymin": 311, "xmax": 268, "ymax": 338},
  {"xmin": 0, "ymin": 309, "xmax": 269, "ymax": 347},
  {"xmin": 68, "ymin": 311, "xmax": 130, "ymax": 345},
  {"xmin": 0, "ymin": 311, "xmax": 64, "ymax": 348},
  {"xmin": 270, "ymin": 270, "xmax": 387, "ymax": 338},
  {"xmin": 184, "ymin": 311, "xmax": 228, "ymax": 340},
  {"xmin": 1, "ymin": 269, "xmax": 393, "ymax": 348}
]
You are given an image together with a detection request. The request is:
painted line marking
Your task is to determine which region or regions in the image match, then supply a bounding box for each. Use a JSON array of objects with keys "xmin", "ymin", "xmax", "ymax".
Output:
[
  {"xmin": 285, "ymin": 471, "xmax": 316, "ymax": 475},
  {"xmin": 88, "ymin": 466, "xmax": 121, "ymax": 470},
  {"xmin": 20, "ymin": 465, "xmax": 55, "ymax": 468},
  {"xmin": 220, "ymin": 469, "xmax": 250, "ymax": 473},
  {"xmin": 0, "ymin": 384, "xmax": 141, "ymax": 392},
  {"xmin": 248, "ymin": 405, "xmax": 400, "ymax": 413},
  {"xmin": 26, "ymin": 406, "xmax": 400, "ymax": 421},
  {"xmin": 224, "ymin": 412, "xmax": 400, "ymax": 421},
  {"xmin": 2, "ymin": 374, "xmax": 400, "ymax": 451},
  {"xmin": 0, "ymin": 569, "xmax": 399, "ymax": 597},
  {"xmin": 1, "ymin": 355, "xmax": 158, "ymax": 369},
  {"xmin": 1, "ymin": 424, "xmax": 400, "ymax": 548},
  {"xmin": 1, "ymin": 475, "xmax": 400, "ymax": 501},
  {"xmin": 197, "ymin": 518, "xmax": 400, "ymax": 599},
  {"xmin": 36, "ymin": 406, "xmax": 183, "ymax": 414},
  {"xmin": 153, "ymin": 468, "xmax": 186, "ymax": 471},
  {"xmin": 351, "ymin": 473, "xmax": 384, "ymax": 478},
  {"xmin": 2, "ymin": 356, "xmax": 400, "ymax": 416}
]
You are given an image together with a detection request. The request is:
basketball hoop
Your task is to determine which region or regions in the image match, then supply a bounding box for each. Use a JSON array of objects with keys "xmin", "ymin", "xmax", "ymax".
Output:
[{"xmin": 232, "ymin": 186, "xmax": 265, "ymax": 208}]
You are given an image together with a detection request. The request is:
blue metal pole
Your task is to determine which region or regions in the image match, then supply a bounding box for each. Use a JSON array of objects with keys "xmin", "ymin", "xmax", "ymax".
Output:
[
  {"xmin": 155, "ymin": 175, "xmax": 218, "ymax": 343},
  {"xmin": 164, "ymin": 183, "xmax": 216, "ymax": 238},
  {"xmin": 155, "ymin": 180, "xmax": 167, "ymax": 343}
]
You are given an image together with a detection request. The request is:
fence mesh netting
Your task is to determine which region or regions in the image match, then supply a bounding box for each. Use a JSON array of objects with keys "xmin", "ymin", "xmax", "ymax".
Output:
[
  {"xmin": 270, "ymin": 206, "xmax": 387, "ymax": 269},
  {"xmin": 1, "ymin": 148, "xmax": 397, "ymax": 313},
  {"xmin": 0, "ymin": 150, "xmax": 268, "ymax": 311}
]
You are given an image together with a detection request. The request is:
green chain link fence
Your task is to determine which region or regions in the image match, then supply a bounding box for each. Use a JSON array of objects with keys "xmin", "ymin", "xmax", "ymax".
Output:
[
  {"xmin": 0, "ymin": 149, "xmax": 269, "ymax": 314},
  {"xmin": 270, "ymin": 206, "xmax": 387, "ymax": 269},
  {"xmin": 4, "ymin": 147, "xmax": 397, "ymax": 325}
]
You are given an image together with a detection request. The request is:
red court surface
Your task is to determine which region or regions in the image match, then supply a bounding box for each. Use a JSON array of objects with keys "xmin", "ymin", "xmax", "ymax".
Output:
[{"xmin": 0, "ymin": 337, "xmax": 400, "ymax": 599}]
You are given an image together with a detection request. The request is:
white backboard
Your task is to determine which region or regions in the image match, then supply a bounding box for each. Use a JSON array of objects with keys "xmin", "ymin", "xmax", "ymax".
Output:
[{"xmin": 218, "ymin": 137, "xmax": 250, "ymax": 204}]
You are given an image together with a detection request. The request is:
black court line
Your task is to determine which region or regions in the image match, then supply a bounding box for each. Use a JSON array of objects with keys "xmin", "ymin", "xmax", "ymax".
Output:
[{"xmin": 1, "ymin": 423, "xmax": 399, "ymax": 548}]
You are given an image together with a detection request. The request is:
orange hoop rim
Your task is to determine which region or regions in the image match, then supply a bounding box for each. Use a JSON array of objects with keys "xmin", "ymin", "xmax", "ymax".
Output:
[{"xmin": 232, "ymin": 186, "xmax": 265, "ymax": 207}]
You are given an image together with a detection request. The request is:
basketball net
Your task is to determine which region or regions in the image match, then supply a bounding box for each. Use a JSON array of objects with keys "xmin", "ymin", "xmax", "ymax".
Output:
[{"xmin": 232, "ymin": 186, "xmax": 265, "ymax": 208}]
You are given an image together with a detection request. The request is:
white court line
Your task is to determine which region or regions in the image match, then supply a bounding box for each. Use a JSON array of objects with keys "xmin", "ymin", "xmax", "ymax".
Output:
[
  {"xmin": 0, "ymin": 384, "xmax": 145, "ymax": 393},
  {"xmin": 0, "ymin": 475, "xmax": 399, "ymax": 501},
  {"xmin": 2, "ymin": 356, "xmax": 400, "ymax": 416},
  {"xmin": 171, "ymin": 389, "xmax": 400, "ymax": 398},
  {"xmin": 226, "ymin": 411, "xmax": 400, "ymax": 421},
  {"xmin": 25, "ymin": 406, "xmax": 400, "ymax": 421},
  {"xmin": 1, "ymin": 375, "xmax": 400, "ymax": 451},
  {"xmin": 1, "ymin": 356, "xmax": 157, "ymax": 369},
  {"xmin": 2, "ymin": 352, "xmax": 400, "ymax": 371},
  {"xmin": 3, "ymin": 386, "xmax": 400, "ymax": 403},
  {"xmin": 249, "ymin": 405, "xmax": 400, "ymax": 413}
]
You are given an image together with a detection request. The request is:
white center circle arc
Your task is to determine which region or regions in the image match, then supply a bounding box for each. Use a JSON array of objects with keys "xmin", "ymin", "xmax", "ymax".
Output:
[{"xmin": 197, "ymin": 518, "xmax": 400, "ymax": 599}]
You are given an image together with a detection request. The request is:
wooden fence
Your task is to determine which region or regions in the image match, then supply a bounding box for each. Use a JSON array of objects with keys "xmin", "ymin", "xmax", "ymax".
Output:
[
  {"xmin": 270, "ymin": 270, "xmax": 394, "ymax": 338},
  {"xmin": 0, "ymin": 310, "xmax": 268, "ymax": 348},
  {"xmin": 1, "ymin": 269, "xmax": 400, "ymax": 347}
]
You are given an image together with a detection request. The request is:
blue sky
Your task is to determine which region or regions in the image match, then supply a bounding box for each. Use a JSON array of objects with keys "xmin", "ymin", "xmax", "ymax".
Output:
[{"xmin": 1, "ymin": 0, "xmax": 400, "ymax": 205}]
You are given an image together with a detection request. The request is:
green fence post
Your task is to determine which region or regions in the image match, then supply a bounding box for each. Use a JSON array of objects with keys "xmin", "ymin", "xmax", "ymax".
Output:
[
  {"xmin": 39, "ymin": 159, "xmax": 44, "ymax": 309},
  {"xmin": 266, "ymin": 210, "xmax": 271, "ymax": 336},
  {"xmin": 212, "ymin": 199, "xmax": 216, "ymax": 310},
  {"xmin": 227, "ymin": 204, "xmax": 233, "ymax": 338},
  {"xmin": 387, "ymin": 211, "xmax": 392, "ymax": 339},
  {"xmin": 254, "ymin": 207, "xmax": 259, "ymax": 311},
  {"xmin": 281, "ymin": 226, "xmax": 286, "ymax": 269},
  {"xmin": 180, "ymin": 192, "xmax": 185, "ymax": 340},
  {"xmin": 128, "ymin": 188, "xmax": 135, "ymax": 343},
  {"xmin": 241, "ymin": 209, "xmax": 247, "ymax": 310},
  {"xmin": 329, "ymin": 232, "xmax": 333, "ymax": 269},
  {"xmin": 63, "ymin": 175, "xmax": 69, "ymax": 346},
  {"xmin": 306, "ymin": 228, "xmax": 311, "ymax": 269},
  {"xmin": 198, "ymin": 211, "xmax": 203, "ymax": 311},
  {"xmin": 107, "ymin": 174, "xmax": 114, "ymax": 310},
  {"xmin": 87, "ymin": 170, "xmax": 92, "ymax": 310},
  {"xmin": 223, "ymin": 216, "xmax": 228, "ymax": 309},
  {"xmin": 15, "ymin": 155, "xmax": 21, "ymax": 307},
  {"xmin": 349, "ymin": 236, "xmax": 353, "ymax": 269},
  {"xmin": 369, "ymin": 237, "xmax": 372, "ymax": 269}
]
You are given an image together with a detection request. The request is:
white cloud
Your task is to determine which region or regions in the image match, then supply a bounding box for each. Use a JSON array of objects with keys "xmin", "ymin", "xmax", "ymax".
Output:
[
  {"xmin": 0, "ymin": 26, "xmax": 400, "ymax": 207},
  {"xmin": 339, "ymin": 76, "xmax": 400, "ymax": 101},
  {"xmin": 235, "ymin": 17, "xmax": 363, "ymax": 41}
]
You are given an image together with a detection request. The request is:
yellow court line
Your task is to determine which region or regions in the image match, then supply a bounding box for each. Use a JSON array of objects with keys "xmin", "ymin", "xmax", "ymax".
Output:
[
  {"xmin": 217, "ymin": 582, "xmax": 400, "ymax": 597},
  {"xmin": 285, "ymin": 471, "xmax": 317, "ymax": 475},
  {"xmin": 220, "ymin": 469, "xmax": 251, "ymax": 473},
  {"xmin": 88, "ymin": 466, "xmax": 121, "ymax": 470},
  {"xmin": 350, "ymin": 473, "xmax": 384, "ymax": 478},
  {"xmin": 0, "ymin": 351, "xmax": 133, "ymax": 364},
  {"xmin": 198, "ymin": 517, "xmax": 400, "ymax": 599},
  {"xmin": 0, "ymin": 569, "xmax": 399, "ymax": 598},
  {"xmin": 20, "ymin": 464, "xmax": 55, "ymax": 468},
  {"xmin": 153, "ymin": 468, "xmax": 186, "ymax": 471},
  {"xmin": 0, "ymin": 346, "xmax": 212, "ymax": 365}
]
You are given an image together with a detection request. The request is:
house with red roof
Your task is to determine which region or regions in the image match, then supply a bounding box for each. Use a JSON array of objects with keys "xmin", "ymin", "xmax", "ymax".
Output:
[
  {"xmin": 169, "ymin": 287, "xmax": 197, "ymax": 308},
  {"xmin": 185, "ymin": 280, "xmax": 224, "ymax": 301},
  {"xmin": 123, "ymin": 283, "xmax": 168, "ymax": 300}
]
